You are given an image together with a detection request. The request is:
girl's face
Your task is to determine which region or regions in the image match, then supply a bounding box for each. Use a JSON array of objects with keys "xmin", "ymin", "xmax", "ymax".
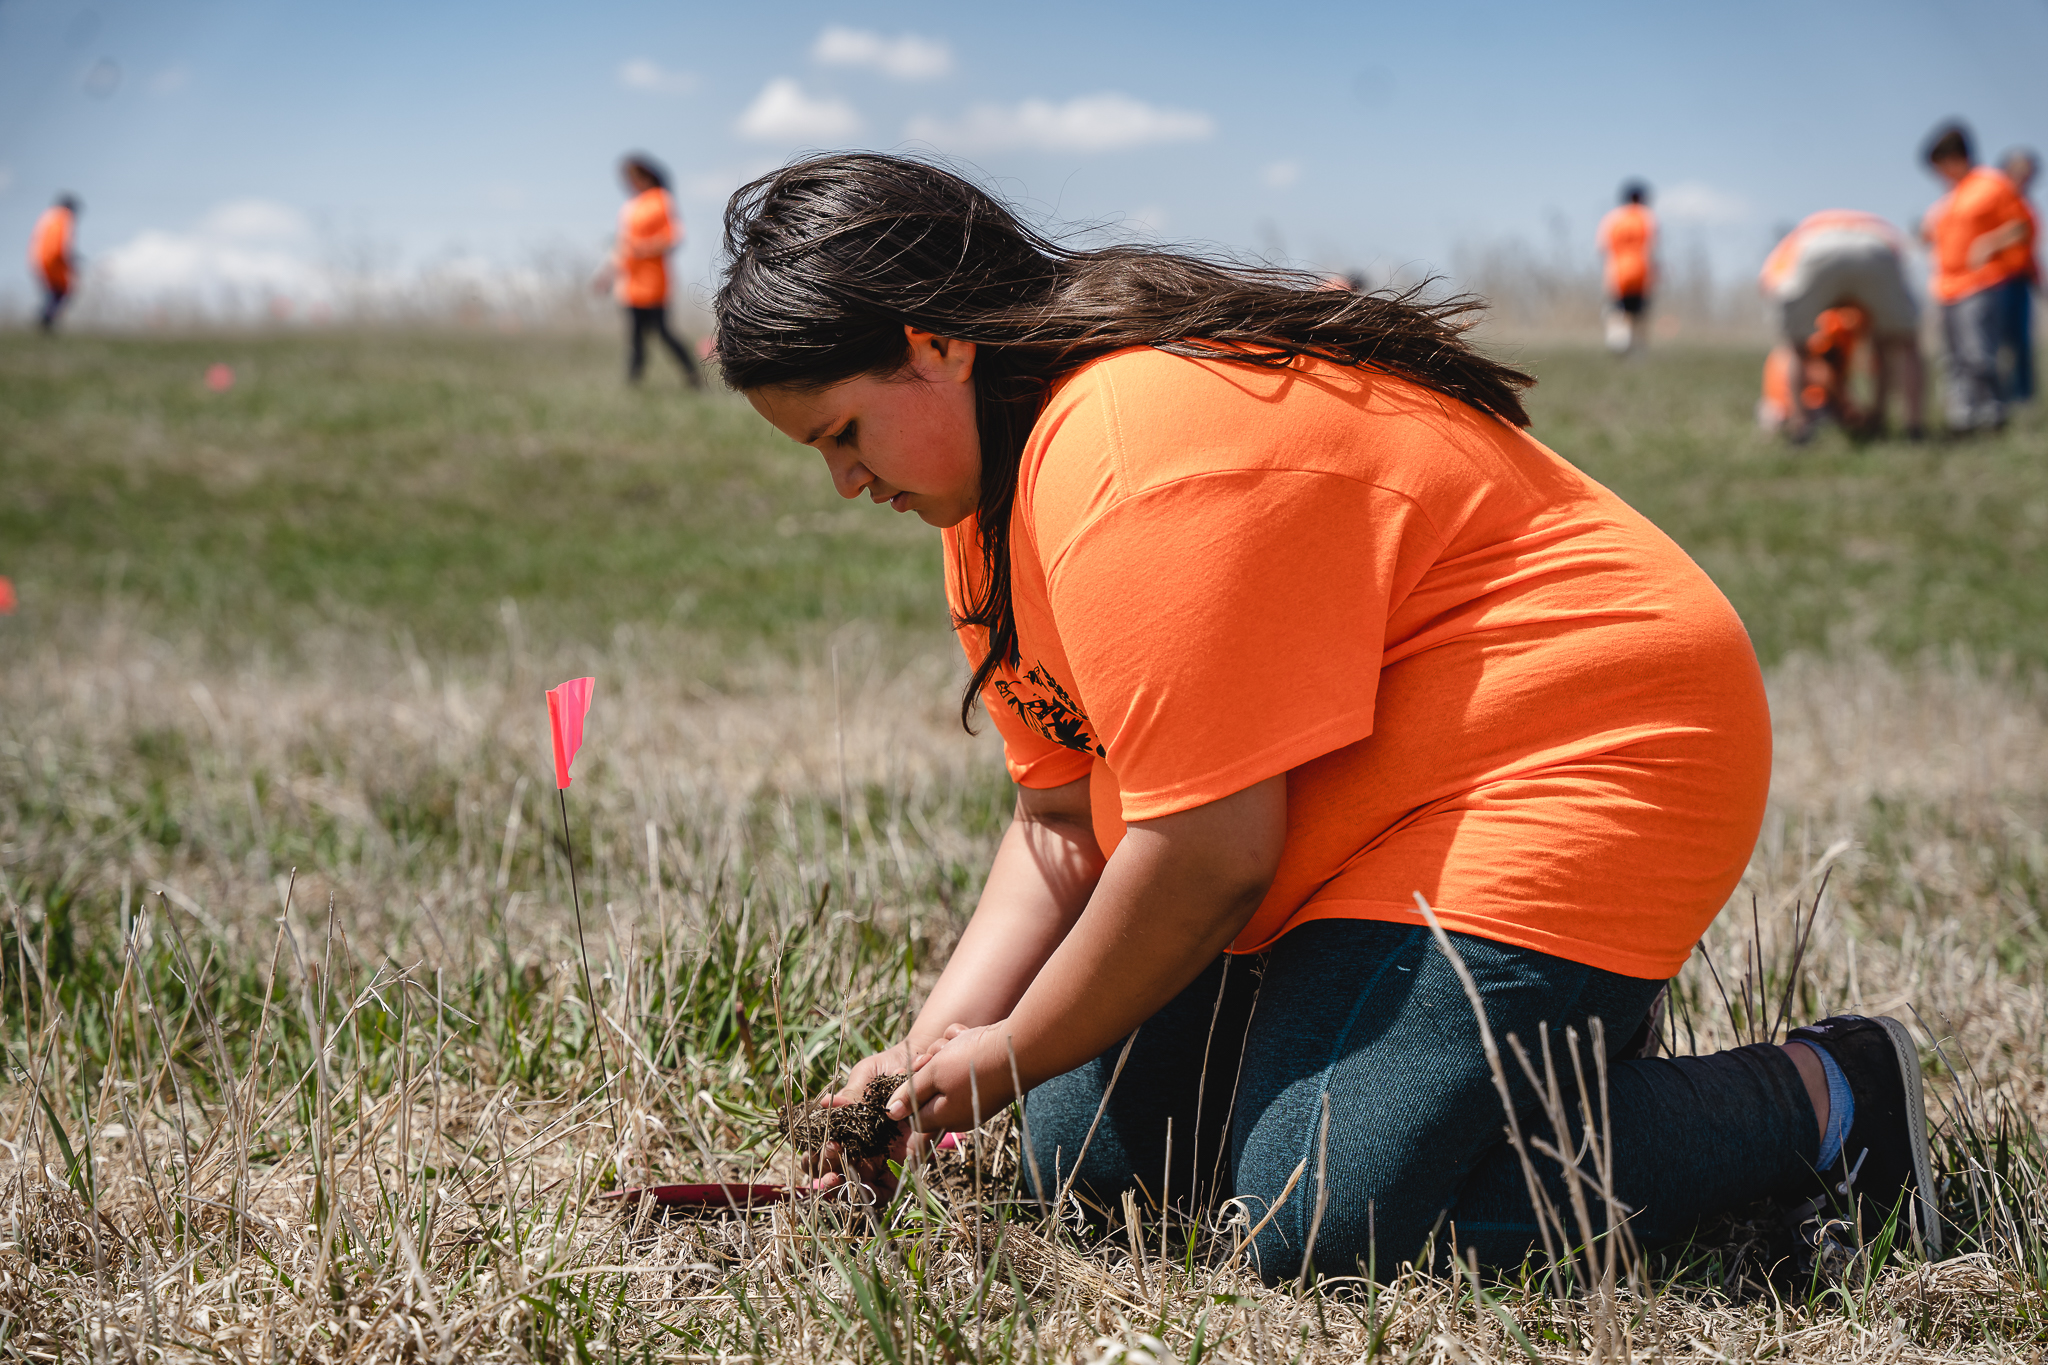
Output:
[{"xmin": 747, "ymin": 329, "xmax": 982, "ymax": 528}]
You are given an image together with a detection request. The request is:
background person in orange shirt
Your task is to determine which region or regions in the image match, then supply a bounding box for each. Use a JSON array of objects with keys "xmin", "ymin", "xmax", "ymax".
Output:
[
  {"xmin": 1596, "ymin": 181, "xmax": 1656, "ymax": 354},
  {"xmin": 716, "ymin": 153, "xmax": 1940, "ymax": 1280},
  {"xmin": 603, "ymin": 153, "xmax": 702, "ymax": 389},
  {"xmin": 1922, "ymin": 121, "xmax": 2033, "ymax": 432},
  {"xmin": 1757, "ymin": 210, "xmax": 1924, "ymax": 441},
  {"xmin": 1758, "ymin": 306, "xmax": 1877, "ymax": 437},
  {"xmin": 1996, "ymin": 147, "xmax": 2038, "ymax": 403},
  {"xmin": 28, "ymin": 194, "xmax": 80, "ymax": 334}
]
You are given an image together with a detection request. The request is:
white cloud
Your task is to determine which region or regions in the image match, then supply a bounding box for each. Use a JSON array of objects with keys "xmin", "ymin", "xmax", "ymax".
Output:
[
  {"xmin": 95, "ymin": 199, "xmax": 326, "ymax": 309},
  {"xmin": 906, "ymin": 92, "xmax": 1213, "ymax": 153},
  {"xmin": 1659, "ymin": 181, "xmax": 1751, "ymax": 225},
  {"xmin": 198, "ymin": 198, "xmax": 311, "ymax": 242},
  {"xmin": 618, "ymin": 58, "xmax": 696, "ymax": 95},
  {"xmin": 1262, "ymin": 160, "xmax": 1300, "ymax": 189},
  {"xmin": 811, "ymin": 26, "xmax": 951, "ymax": 80},
  {"xmin": 145, "ymin": 64, "xmax": 191, "ymax": 95},
  {"xmin": 736, "ymin": 78, "xmax": 861, "ymax": 143}
]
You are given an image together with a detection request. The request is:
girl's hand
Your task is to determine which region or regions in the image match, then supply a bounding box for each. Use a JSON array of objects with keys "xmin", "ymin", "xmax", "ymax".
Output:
[
  {"xmin": 911, "ymin": 1024, "xmax": 971, "ymax": 1071},
  {"xmin": 798, "ymin": 1039, "xmax": 942, "ymax": 1186},
  {"xmin": 885, "ymin": 1024, "xmax": 1019, "ymax": 1135},
  {"xmin": 822, "ymin": 1043, "xmax": 922, "ymax": 1108}
]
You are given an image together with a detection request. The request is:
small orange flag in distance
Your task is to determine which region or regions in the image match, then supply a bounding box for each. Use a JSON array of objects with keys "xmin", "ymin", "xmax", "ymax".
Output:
[
  {"xmin": 547, "ymin": 677, "xmax": 595, "ymax": 788},
  {"xmin": 0, "ymin": 577, "xmax": 15, "ymax": 614}
]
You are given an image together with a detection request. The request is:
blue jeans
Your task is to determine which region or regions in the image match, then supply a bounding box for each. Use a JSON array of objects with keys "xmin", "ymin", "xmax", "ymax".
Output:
[
  {"xmin": 1996, "ymin": 276, "xmax": 2035, "ymax": 403},
  {"xmin": 1026, "ymin": 920, "xmax": 1819, "ymax": 1281},
  {"xmin": 1942, "ymin": 287, "xmax": 2007, "ymax": 430}
]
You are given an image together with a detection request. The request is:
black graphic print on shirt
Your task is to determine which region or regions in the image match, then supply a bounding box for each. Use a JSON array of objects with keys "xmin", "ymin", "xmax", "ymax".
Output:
[{"xmin": 992, "ymin": 662, "xmax": 1107, "ymax": 758}]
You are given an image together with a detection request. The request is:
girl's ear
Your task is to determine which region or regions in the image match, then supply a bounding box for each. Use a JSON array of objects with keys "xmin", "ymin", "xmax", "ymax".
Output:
[{"xmin": 904, "ymin": 326, "xmax": 977, "ymax": 383}]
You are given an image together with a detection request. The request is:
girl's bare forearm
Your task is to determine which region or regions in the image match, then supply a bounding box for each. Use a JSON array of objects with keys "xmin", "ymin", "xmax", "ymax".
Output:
[
  {"xmin": 999, "ymin": 775, "xmax": 1287, "ymax": 1088},
  {"xmin": 904, "ymin": 797, "xmax": 1103, "ymax": 1052}
]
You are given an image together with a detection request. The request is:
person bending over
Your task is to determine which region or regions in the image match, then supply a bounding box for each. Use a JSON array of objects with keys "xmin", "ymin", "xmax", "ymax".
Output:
[
  {"xmin": 607, "ymin": 153, "xmax": 703, "ymax": 389},
  {"xmin": 716, "ymin": 153, "xmax": 1942, "ymax": 1282},
  {"xmin": 1758, "ymin": 210, "xmax": 1925, "ymax": 440}
]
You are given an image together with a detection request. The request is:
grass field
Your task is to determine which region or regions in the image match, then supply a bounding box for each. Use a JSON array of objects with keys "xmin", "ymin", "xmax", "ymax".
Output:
[{"xmin": 2, "ymin": 330, "xmax": 2046, "ymax": 1363}]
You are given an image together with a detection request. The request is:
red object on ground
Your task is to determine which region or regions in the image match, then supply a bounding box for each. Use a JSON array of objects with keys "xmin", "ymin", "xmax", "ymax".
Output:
[
  {"xmin": 206, "ymin": 364, "xmax": 235, "ymax": 392},
  {"xmin": 546, "ymin": 677, "xmax": 595, "ymax": 788},
  {"xmin": 598, "ymin": 1182, "xmax": 793, "ymax": 1209},
  {"xmin": 0, "ymin": 577, "xmax": 15, "ymax": 614}
]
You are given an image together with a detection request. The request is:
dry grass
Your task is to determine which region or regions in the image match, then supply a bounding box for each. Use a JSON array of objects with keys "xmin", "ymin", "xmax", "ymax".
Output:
[
  {"xmin": 3, "ymin": 612, "xmax": 2046, "ymax": 1362},
  {"xmin": 6, "ymin": 321, "xmax": 2047, "ymax": 1362}
]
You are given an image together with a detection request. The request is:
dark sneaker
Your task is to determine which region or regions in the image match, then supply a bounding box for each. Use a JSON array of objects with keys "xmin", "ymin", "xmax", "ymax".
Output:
[{"xmin": 1783, "ymin": 1015, "xmax": 1942, "ymax": 1261}]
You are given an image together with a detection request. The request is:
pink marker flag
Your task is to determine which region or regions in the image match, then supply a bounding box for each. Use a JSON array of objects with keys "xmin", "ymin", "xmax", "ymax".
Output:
[
  {"xmin": 547, "ymin": 677, "xmax": 595, "ymax": 789},
  {"xmin": 0, "ymin": 577, "xmax": 15, "ymax": 615}
]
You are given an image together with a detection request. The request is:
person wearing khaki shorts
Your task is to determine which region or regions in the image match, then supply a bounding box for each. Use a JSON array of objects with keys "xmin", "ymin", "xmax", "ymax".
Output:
[{"xmin": 1760, "ymin": 211, "xmax": 1925, "ymax": 440}]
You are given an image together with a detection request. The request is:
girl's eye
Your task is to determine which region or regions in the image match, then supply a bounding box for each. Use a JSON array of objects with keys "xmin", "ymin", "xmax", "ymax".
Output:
[{"xmin": 836, "ymin": 421, "xmax": 857, "ymax": 448}]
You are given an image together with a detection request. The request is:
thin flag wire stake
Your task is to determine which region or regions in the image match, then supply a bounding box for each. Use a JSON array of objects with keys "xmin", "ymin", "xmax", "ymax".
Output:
[{"xmin": 548, "ymin": 677, "xmax": 620, "ymax": 1153}]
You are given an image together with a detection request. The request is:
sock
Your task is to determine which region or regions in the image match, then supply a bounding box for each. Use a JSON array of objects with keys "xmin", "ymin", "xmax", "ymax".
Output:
[{"xmin": 1812, "ymin": 1044, "xmax": 1855, "ymax": 1169}]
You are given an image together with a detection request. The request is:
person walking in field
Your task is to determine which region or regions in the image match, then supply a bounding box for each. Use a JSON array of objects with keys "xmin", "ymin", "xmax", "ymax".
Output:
[
  {"xmin": 606, "ymin": 153, "xmax": 703, "ymax": 389},
  {"xmin": 1921, "ymin": 122, "xmax": 2033, "ymax": 432},
  {"xmin": 1995, "ymin": 148, "xmax": 2038, "ymax": 403},
  {"xmin": 714, "ymin": 153, "xmax": 1943, "ymax": 1282},
  {"xmin": 28, "ymin": 194, "xmax": 80, "ymax": 334},
  {"xmin": 1596, "ymin": 181, "xmax": 1656, "ymax": 353},
  {"xmin": 1757, "ymin": 210, "xmax": 1924, "ymax": 440}
]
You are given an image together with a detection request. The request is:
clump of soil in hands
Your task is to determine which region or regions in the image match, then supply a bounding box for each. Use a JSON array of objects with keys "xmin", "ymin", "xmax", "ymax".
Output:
[{"xmin": 781, "ymin": 1073, "xmax": 907, "ymax": 1161}]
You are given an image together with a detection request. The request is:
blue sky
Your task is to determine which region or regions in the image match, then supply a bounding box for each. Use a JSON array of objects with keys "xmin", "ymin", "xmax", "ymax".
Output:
[{"xmin": 2, "ymin": 0, "xmax": 2043, "ymax": 314}]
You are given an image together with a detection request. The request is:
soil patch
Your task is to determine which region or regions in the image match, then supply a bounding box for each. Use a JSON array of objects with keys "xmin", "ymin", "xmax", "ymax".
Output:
[{"xmin": 781, "ymin": 1073, "xmax": 906, "ymax": 1161}]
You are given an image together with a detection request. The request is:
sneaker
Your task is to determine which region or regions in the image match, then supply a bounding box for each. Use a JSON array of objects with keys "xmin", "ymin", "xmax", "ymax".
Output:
[{"xmin": 1783, "ymin": 1015, "xmax": 1942, "ymax": 1260}]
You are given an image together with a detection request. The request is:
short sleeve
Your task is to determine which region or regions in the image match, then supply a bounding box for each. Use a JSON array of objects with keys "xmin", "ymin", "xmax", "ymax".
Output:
[
  {"xmin": 943, "ymin": 523, "xmax": 1095, "ymax": 792},
  {"xmin": 1046, "ymin": 469, "xmax": 1439, "ymax": 821},
  {"xmin": 979, "ymin": 673, "xmax": 1095, "ymax": 789}
]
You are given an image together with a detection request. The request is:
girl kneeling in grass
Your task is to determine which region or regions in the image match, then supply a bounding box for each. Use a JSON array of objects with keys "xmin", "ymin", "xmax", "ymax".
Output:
[{"xmin": 714, "ymin": 153, "xmax": 1940, "ymax": 1281}]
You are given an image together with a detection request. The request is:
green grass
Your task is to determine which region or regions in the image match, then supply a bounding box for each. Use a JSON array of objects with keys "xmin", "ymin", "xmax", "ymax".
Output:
[
  {"xmin": 1520, "ymin": 346, "xmax": 2048, "ymax": 667},
  {"xmin": 2, "ymin": 330, "xmax": 2045, "ymax": 1362},
  {"xmin": 3, "ymin": 333, "xmax": 2046, "ymax": 669},
  {"xmin": 0, "ymin": 331, "xmax": 947, "ymax": 665}
]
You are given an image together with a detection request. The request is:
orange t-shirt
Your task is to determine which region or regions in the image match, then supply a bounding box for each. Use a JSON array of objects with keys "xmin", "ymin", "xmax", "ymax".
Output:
[
  {"xmin": 1760, "ymin": 349, "xmax": 1794, "ymax": 426},
  {"xmin": 1597, "ymin": 204, "xmax": 1656, "ymax": 298},
  {"xmin": 1929, "ymin": 167, "xmax": 2031, "ymax": 302},
  {"xmin": 1808, "ymin": 305, "xmax": 1866, "ymax": 362},
  {"xmin": 944, "ymin": 348, "xmax": 1771, "ymax": 981},
  {"xmin": 1759, "ymin": 210, "xmax": 1903, "ymax": 294},
  {"xmin": 615, "ymin": 188, "xmax": 678, "ymax": 307},
  {"xmin": 1759, "ymin": 306, "xmax": 1867, "ymax": 419},
  {"xmin": 29, "ymin": 206, "xmax": 73, "ymax": 292}
]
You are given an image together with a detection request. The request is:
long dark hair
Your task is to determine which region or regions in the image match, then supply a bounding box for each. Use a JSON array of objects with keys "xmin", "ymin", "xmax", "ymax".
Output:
[{"xmin": 714, "ymin": 152, "xmax": 1533, "ymax": 729}]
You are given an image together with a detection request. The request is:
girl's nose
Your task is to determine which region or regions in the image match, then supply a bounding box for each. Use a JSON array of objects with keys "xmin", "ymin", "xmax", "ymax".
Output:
[{"xmin": 824, "ymin": 451, "xmax": 871, "ymax": 499}]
